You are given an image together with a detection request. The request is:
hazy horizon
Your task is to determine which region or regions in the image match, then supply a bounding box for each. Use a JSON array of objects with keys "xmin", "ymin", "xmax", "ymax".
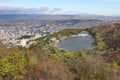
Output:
[{"xmin": 0, "ymin": 0, "xmax": 120, "ymax": 16}]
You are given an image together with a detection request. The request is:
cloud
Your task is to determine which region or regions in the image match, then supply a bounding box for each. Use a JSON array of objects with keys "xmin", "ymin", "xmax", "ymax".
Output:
[{"xmin": 0, "ymin": 6, "xmax": 78, "ymax": 15}]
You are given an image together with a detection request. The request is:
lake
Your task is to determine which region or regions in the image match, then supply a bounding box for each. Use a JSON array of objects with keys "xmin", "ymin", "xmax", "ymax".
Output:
[{"xmin": 58, "ymin": 35, "xmax": 96, "ymax": 51}]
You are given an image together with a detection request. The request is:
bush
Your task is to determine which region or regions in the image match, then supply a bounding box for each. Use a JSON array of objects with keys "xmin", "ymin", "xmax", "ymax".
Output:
[{"xmin": 0, "ymin": 53, "xmax": 27, "ymax": 80}]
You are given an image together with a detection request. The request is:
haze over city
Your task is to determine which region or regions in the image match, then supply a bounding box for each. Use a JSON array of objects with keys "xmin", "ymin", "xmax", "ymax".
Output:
[{"xmin": 0, "ymin": 0, "xmax": 120, "ymax": 15}]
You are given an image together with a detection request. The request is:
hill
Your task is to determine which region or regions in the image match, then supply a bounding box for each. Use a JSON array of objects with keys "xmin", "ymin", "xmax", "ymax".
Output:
[
  {"xmin": 101, "ymin": 23, "xmax": 120, "ymax": 49},
  {"xmin": 0, "ymin": 24, "xmax": 120, "ymax": 80}
]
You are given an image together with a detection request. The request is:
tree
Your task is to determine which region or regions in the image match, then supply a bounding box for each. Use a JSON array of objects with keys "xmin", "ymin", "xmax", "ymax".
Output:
[{"xmin": 0, "ymin": 53, "xmax": 27, "ymax": 80}]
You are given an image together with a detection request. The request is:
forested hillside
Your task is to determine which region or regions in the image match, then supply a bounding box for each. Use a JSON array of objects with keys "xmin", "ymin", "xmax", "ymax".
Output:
[{"xmin": 0, "ymin": 23, "xmax": 120, "ymax": 80}]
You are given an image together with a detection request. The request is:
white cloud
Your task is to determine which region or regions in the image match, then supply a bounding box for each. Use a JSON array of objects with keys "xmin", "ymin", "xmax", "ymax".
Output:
[
  {"xmin": 0, "ymin": 6, "xmax": 119, "ymax": 16},
  {"xmin": 0, "ymin": 6, "xmax": 79, "ymax": 15}
]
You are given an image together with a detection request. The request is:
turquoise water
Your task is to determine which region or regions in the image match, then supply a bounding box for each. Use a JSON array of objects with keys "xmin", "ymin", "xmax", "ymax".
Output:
[{"xmin": 58, "ymin": 35, "xmax": 96, "ymax": 51}]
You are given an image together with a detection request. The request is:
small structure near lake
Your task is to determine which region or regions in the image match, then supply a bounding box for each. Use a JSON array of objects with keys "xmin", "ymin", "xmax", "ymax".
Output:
[{"xmin": 79, "ymin": 31, "xmax": 89, "ymax": 36}]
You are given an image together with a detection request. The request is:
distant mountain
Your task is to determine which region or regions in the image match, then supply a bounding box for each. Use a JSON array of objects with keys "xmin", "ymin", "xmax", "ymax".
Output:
[
  {"xmin": 0, "ymin": 14, "xmax": 120, "ymax": 21},
  {"xmin": 76, "ymin": 13, "xmax": 103, "ymax": 17},
  {"xmin": 0, "ymin": 14, "xmax": 40, "ymax": 20},
  {"xmin": 0, "ymin": 14, "xmax": 83, "ymax": 21}
]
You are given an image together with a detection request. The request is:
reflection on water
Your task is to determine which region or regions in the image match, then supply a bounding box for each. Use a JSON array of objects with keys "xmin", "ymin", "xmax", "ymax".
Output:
[{"xmin": 58, "ymin": 35, "xmax": 96, "ymax": 51}]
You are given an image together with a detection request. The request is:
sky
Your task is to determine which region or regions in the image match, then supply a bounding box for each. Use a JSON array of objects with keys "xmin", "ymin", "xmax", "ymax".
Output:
[{"xmin": 0, "ymin": 0, "xmax": 120, "ymax": 15}]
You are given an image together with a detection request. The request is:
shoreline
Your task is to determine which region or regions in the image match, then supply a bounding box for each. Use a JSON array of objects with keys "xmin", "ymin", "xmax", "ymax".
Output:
[{"xmin": 54, "ymin": 33, "xmax": 90, "ymax": 47}]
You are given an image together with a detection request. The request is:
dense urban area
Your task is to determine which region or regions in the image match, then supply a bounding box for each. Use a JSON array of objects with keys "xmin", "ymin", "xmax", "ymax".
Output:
[{"xmin": 0, "ymin": 15, "xmax": 120, "ymax": 47}]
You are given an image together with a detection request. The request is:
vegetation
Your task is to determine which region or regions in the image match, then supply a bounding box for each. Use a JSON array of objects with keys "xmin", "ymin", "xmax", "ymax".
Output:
[
  {"xmin": 43, "ymin": 29, "xmax": 82, "ymax": 42},
  {"xmin": 0, "ymin": 24, "xmax": 120, "ymax": 80},
  {"xmin": 87, "ymin": 27, "xmax": 107, "ymax": 49},
  {"xmin": 0, "ymin": 53, "xmax": 27, "ymax": 80}
]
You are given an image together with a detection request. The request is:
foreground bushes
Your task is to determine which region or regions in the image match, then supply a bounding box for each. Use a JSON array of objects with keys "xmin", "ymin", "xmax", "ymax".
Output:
[
  {"xmin": 24, "ymin": 56, "xmax": 74, "ymax": 80},
  {"xmin": 70, "ymin": 55, "xmax": 120, "ymax": 80},
  {"xmin": 0, "ymin": 53, "xmax": 27, "ymax": 80}
]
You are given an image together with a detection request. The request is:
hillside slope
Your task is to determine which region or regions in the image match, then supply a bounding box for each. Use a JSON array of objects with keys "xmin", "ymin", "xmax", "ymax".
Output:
[
  {"xmin": 0, "ymin": 24, "xmax": 120, "ymax": 80},
  {"xmin": 101, "ymin": 23, "xmax": 120, "ymax": 49},
  {"xmin": 100, "ymin": 23, "xmax": 120, "ymax": 63}
]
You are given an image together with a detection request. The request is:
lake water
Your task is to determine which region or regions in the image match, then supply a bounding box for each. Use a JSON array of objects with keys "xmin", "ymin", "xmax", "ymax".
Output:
[{"xmin": 58, "ymin": 35, "xmax": 96, "ymax": 51}]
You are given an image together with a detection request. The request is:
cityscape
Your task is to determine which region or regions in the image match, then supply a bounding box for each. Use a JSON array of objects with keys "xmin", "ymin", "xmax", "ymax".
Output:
[{"xmin": 0, "ymin": 15, "xmax": 120, "ymax": 47}]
